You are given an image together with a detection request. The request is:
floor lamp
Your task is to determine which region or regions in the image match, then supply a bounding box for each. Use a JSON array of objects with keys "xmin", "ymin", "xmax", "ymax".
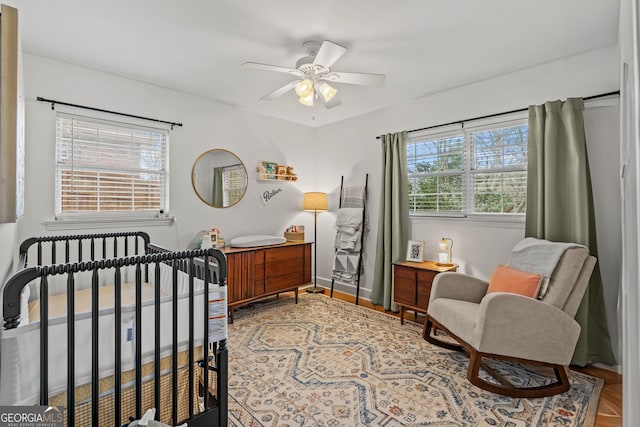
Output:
[{"xmin": 303, "ymin": 192, "xmax": 328, "ymax": 293}]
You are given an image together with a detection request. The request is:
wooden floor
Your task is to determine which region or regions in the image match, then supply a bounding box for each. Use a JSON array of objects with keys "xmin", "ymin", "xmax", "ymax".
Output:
[{"xmin": 324, "ymin": 288, "xmax": 623, "ymax": 427}]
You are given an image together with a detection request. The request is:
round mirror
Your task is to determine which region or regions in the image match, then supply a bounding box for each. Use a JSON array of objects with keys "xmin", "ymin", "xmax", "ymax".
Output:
[{"xmin": 192, "ymin": 149, "xmax": 248, "ymax": 208}]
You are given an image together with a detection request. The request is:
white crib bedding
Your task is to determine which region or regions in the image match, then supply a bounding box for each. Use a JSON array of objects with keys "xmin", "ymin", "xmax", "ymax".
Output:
[{"xmin": 0, "ymin": 263, "xmax": 227, "ymax": 406}]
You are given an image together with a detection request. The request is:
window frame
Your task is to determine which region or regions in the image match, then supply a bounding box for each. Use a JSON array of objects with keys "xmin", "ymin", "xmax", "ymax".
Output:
[
  {"xmin": 408, "ymin": 114, "xmax": 528, "ymax": 220},
  {"xmin": 54, "ymin": 112, "xmax": 170, "ymax": 221}
]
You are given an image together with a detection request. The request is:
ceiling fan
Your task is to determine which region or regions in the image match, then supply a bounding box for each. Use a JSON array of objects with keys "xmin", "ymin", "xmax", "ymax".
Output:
[{"xmin": 242, "ymin": 40, "xmax": 386, "ymax": 108}]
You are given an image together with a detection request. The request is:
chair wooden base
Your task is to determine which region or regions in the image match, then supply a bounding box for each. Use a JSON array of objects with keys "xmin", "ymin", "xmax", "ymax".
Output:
[{"xmin": 423, "ymin": 316, "xmax": 571, "ymax": 398}]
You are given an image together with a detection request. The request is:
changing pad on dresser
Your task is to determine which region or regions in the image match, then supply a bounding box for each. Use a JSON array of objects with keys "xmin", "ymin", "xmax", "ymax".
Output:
[{"xmin": 229, "ymin": 235, "xmax": 286, "ymax": 248}]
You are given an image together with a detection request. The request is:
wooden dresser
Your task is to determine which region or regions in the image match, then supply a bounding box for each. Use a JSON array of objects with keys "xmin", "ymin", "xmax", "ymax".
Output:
[
  {"xmin": 223, "ymin": 241, "xmax": 312, "ymax": 321},
  {"xmin": 393, "ymin": 260, "xmax": 458, "ymax": 324}
]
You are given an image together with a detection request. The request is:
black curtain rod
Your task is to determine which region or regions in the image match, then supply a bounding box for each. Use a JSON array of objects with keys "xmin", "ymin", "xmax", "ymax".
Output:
[
  {"xmin": 376, "ymin": 90, "xmax": 620, "ymax": 139},
  {"xmin": 36, "ymin": 97, "xmax": 183, "ymax": 129}
]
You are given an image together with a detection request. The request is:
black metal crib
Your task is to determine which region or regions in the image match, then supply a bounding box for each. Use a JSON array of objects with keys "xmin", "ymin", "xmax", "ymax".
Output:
[{"xmin": 2, "ymin": 231, "xmax": 228, "ymax": 427}]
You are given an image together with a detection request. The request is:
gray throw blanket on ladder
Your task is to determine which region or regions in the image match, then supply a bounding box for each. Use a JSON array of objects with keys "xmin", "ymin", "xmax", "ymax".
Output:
[{"xmin": 332, "ymin": 185, "xmax": 367, "ymax": 284}]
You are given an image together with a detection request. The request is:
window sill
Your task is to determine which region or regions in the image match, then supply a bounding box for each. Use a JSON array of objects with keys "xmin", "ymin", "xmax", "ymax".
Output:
[
  {"xmin": 44, "ymin": 216, "xmax": 175, "ymax": 231},
  {"xmin": 410, "ymin": 214, "xmax": 525, "ymax": 229}
]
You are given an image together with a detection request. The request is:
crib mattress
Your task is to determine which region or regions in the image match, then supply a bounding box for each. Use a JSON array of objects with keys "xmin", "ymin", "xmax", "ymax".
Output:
[{"xmin": 28, "ymin": 283, "xmax": 164, "ymax": 323}]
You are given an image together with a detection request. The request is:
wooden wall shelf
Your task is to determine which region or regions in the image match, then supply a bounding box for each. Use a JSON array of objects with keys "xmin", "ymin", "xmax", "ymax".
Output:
[
  {"xmin": 257, "ymin": 173, "xmax": 297, "ymax": 182},
  {"xmin": 257, "ymin": 160, "xmax": 298, "ymax": 182}
]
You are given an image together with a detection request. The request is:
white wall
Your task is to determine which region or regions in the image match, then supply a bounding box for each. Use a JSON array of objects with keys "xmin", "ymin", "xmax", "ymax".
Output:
[
  {"xmin": 18, "ymin": 54, "xmax": 315, "ymax": 250},
  {"xmin": 408, "ymin": 218, "xmax": 523, "ymax": 279},
  {"xmin": 313, "ymin": 46, "xmax": 622, "ymax": 365},
  {"xmin": 0, "ymin": 224, "xmax": 17, "ymax": 284}
]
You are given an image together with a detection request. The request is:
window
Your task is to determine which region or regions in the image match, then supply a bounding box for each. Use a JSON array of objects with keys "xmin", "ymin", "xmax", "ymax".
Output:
[
  {"xmin": 221, "ymin": 164, "xmax": 247, "ymax": 206},
  {"xmin": 407, "ymin": 118, "xmax": 528, "ymax": 217},
  {"xmin": 407, "ymin": 132, "xmax": 464, "ymax": 213},
  {"xmin": 55, "ymin": 114, "xmax": 169, "ymax": 218}
]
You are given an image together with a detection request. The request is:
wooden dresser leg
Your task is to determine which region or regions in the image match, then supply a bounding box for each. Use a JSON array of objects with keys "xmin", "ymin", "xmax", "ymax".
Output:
[
  {"xmin": 295, "ymin": 288, "xmax": 299, "ymax": 304},
  {"xmin": 399, "ymin": 306, "xmax": 405, "ymax": 325}
]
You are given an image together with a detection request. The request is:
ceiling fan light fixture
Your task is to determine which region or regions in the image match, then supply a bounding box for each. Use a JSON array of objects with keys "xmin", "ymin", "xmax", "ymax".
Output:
[
  {"xmin": 245, "ymin": 40, "xmax": 386, "ymax": 108},
  {"xmin": 299, "ymin": 91, "xmax": 314, "ymax": 106},
  {"xmin": 317, "ymin": 82, "xmax": 337, "ymax": 102},
  {"xmin": 294, "ymin": 79, "xmax": 314, "ymax": 97}
]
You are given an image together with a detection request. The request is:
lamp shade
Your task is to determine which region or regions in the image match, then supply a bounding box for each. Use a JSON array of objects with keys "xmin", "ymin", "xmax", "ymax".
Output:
[
  {"xmin": 298, "ymin": 91, "xmax": 314, "ymax": 106},
  {"xmin": 317, "ymin": 82, "xmax": 337, "ymax": 102},
  {"xmin": 295, "ymin": 79, "xmax": 314, "ymax": 97},
  {"xmin": 437, "ymin": 237, "xmax": 453, "ymax": 265},
  {"xmin": 303, "ymin": 192, "xmax": 328, "ymax": 212}
]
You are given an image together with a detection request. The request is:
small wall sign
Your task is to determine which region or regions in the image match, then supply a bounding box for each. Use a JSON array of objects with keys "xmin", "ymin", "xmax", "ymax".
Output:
[{"xmin": 257, "ymin": 188, "xmax": 282, "ymax": 207}]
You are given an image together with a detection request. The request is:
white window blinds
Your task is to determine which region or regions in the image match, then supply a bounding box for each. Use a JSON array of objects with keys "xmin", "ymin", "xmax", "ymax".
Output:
[
  {"xmin": 470, "ymin": 123, "xmax": 527, "ymax": 214},
  {"xmin": 408, "ymin": 132, "xmax": 465, "ymax": 214},
  {"xmin": 55, "ymin": 114, "xmax": 169, "ymax": 217},
  {"xmin": 407, "ymin": 118, "xmax": 528, "ymax": 216}
]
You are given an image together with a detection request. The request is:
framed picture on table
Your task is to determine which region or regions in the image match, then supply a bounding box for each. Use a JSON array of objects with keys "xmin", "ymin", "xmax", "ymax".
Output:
[{"xmin": 406, "ymin": 240, "xmax": 424, "ymax": 262}]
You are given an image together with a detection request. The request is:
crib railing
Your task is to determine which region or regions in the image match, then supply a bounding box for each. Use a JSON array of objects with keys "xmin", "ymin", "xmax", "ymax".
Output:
[
  {"xmin": 148, "ymin": 243, "xmax": 221, "ymax": 285},
  {"xmin": 2, "ymin": 246, "xmax": 228, "ymax": 427},
  {"xmin": 19, "ymin": 231, "xmax": 151, "ymax": 268}
]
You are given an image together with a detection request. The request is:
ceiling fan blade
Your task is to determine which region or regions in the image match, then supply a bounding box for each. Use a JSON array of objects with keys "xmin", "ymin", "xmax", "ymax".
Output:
[
  {"xmin": 327, "ymin": 71, "xmax": 386, "ymax": 87},
  {"xmin": 261, "ymin": 81, "xmax": 298, "ymax": 100},
  {"xmin": 243, "ymin": 62, "xmax": 303, "ymax": 77},
  {"xmin": 313, "ymin": 41, "xmax": 347, "ymax": 68}
]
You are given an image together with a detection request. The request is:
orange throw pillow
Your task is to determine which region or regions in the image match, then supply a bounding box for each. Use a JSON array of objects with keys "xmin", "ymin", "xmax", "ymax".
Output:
[{"xmin": 487, "ymin": 265, "xmax": 542, "ymax": 298}]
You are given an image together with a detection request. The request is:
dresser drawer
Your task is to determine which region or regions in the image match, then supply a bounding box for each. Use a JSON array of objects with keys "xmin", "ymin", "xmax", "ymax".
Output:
[
  {"xmin": 394, "ymin": 276, "xmax": 416, "ymax": 305},
  {"xmin": 266, "ymin": 258, "xmax": 303, "ymax": 277},
  {"xmin": 265, "ymin": 246, "xmax": 304, "ymax": 262},
  {"xmin": 254, "ymin": 250, "xmax": 265, "ymax": 265},
  {"xmin": 394, "ymin": 265, "xmax": 416, "ymax": 280},
  {"xmin": 416, "ymin": 282, "xmax": 433, "ymax": 310},
  {"xmin": 266, "ymin": 271, "xmax": 304, "ymax": 293},
  {"xmin": 417, "ymin": 270, "xmax": 437, "ymax": 286}
]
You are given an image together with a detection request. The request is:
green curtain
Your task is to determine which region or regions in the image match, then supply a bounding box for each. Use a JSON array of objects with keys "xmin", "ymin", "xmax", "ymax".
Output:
[
  {"xmin": 212, "ymin": 167, "xmax": 224, "ymax": 207},
  {"xmin": 527, "ymin": 98, "xmax": 616, "ymax": 366},
  {"xmin": 370, "ymin": 131, "xmax": 409, "ymax": 311}
]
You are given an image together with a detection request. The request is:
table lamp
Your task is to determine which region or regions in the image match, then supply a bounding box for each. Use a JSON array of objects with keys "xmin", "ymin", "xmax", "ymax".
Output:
[
  {"xmin": 437, "ymin": 237, "xmax": 454, "ymax": 266},
  {"xmin": 303, "ymin": 192, "xmax": 328, "ymax": 293}
]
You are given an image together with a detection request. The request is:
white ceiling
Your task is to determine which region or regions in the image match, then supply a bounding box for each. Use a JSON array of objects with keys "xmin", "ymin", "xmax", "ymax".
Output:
[{"xmin": 17, "ymin": 0, "xmax": 620, "ymax": 127}]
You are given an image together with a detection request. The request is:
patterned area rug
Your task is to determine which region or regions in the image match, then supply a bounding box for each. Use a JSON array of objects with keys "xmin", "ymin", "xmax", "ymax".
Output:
[{"xmin": 227, "ymin": 293, "xmax": 602, "ymax": 426}]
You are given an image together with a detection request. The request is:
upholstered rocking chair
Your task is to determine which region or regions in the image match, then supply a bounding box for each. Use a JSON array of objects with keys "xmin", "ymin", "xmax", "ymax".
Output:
[{"xmin": 423, "ymin": 243, "xmax": 596, "ymax": 398}]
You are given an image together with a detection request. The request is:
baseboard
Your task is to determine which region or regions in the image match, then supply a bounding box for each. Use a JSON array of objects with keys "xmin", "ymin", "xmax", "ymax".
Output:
[
  {"xmin": 590, "ymin": 362, "xmax": 622, "ymax": 375},
  {"xmin": 314, "ymin": 276, "xmax": 372, "ymax": 301}
]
